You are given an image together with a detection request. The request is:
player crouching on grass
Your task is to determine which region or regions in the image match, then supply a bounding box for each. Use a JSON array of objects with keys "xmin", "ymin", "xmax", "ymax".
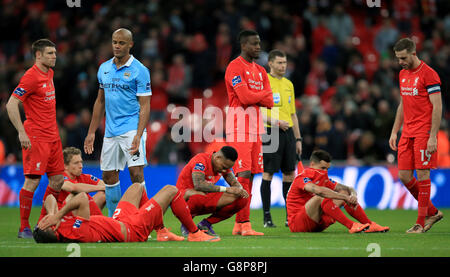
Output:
[
  {"xmin": 286, "ymin": 150, "xmax": 389, "ymax": 234},
  {"xmin": 176, "ymin": 146, "xmax": 249, "ymax": 237},
  {"xmin": 33, "ymin": 183, "xmax": 220, "ymax": 243}
]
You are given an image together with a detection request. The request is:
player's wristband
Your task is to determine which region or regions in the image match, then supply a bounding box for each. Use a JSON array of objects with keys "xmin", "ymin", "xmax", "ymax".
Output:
[
  {"xmin": 296, "ymin": 137, "xmax": 303, "ymax": 142},
  {"xmin": 219, "ymin": 186, "xmax": 227, "ymax": 192}
]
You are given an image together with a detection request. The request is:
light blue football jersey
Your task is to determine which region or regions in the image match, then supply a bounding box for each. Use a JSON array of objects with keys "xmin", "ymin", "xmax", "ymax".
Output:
[{"xmin": 97, "ymin": 55, "xmax": 151, "ymax": 137}]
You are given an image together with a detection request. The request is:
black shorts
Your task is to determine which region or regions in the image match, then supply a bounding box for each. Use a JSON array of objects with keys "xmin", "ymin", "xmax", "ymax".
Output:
[{"xmin": 261, "ymin": 127, "xmax": 297, "ymax": 174}]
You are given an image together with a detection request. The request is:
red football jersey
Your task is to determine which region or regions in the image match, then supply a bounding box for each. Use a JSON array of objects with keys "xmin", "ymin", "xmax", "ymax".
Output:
[
  {"xmin": 225, "ymin": 56, "xmax": 273, "ymax": 136},
  {"xmin": 399, "ymin": 60, "xmax": 441, "ymax": 137},
  {"xmin": 175, "ymin": 152, "xmax": 230, "ymax": 191},
  {"xmin": 56, "ymin": 215, "xmax": 124, "ymax": 243},
  {"xmin": 286, "ymin": 168, "xmax": 337, "ymax": 218},
  {"xmin": 12, "ymin": 64, "xmax": 59, "ymax": 142}
]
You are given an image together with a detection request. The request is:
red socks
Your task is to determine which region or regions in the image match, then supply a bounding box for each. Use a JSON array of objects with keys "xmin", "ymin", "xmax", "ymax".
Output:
[
  {"xmin": 405, "ymin": 178, "xmax": 437, "ymax": 217},
  {"xmin": 170, "ymin": 190, "xmax": 198, "ymax": 233},
  {"xmin": 235, "ymin": 177, "xmax": 251, "ymax": 223},
  {"xmin": 344, "ymin": 203, "xmax": 371, "ymax": 224},
  {"xmin": 19, "ymin": 189, "xmax": 34, "ymax": 231},
  {"xmin": 321, "ymin": 198, "xmax": 354, "ymax": 229},
  {"xmin": 138, "ymin": 187, "xmax": 149, "ymax": 208},
  {"xmin": 417, "ymin": 179, "xmax": 431, "ymax": 227}
]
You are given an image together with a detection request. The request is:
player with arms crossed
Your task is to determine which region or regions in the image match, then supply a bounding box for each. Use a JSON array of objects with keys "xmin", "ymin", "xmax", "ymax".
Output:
[
  {"xmin": 37, "ymin": 147, "xmax": 106, "ymax": 223},
  {"xmin": 389, "ymin": 38, "xmax": 444, "ymax": 233},
  {"xmin": 225, "ymin": 29, "xmax": 274, "ymax": 236},
  {"xmin": 286, "ymin": 150, "xmax": 389, "ymax": 233},
  {"xmin": 6, "ymin": 39, "xmax": 65, "ymax": 238},
  {"xmin": 176, "ymin": 146, "xmax": 249, "ymax": 236},
  {"xmin": 84, "ymin": 28, "xmax": 151, "ymax": 217},
  {"xmin": 34, "ymin": 182, "xmax": 220, "ymax": 243}
]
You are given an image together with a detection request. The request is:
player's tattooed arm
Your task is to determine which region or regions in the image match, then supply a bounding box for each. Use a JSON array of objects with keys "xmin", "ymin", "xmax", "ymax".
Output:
[
  {"xmin": 223, "ymin": 172, "xmax": 243, "ymax": 189},
  {"xmin": 334, "ymin": 183, "xmax": 357, "ymax": 197},
  {"xmin": 192, "ymin": 172, "xmax": 222, "ymax": 193}
]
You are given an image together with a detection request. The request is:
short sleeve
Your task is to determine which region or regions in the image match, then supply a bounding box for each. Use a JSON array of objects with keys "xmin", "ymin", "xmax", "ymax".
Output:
[
  {"xmin": 136, "ymin": 66, "xmax": 152, "ymax": 96},
  {"xmin": 81, "ymin": 174, "xmax": 100, "ymax": 185},
  {"xmin": 97, "ymin": 66, "xmax": 104, "ymax": 89},
  {"xmin": 12, "ymin": 72, "xmax": 36, "ymax": 101},
  {"xmin": 289, "ymin": 82, "xmax": 296, "ymax": 114}
]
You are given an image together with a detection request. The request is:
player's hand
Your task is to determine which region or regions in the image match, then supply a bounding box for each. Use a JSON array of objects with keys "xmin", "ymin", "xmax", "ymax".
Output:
[
  {"xmin": 389, "ymin": 133, "xmax": 398, "ymax": 151},
  {"xmin": 296, "ymin": 140, "xmax": 302, "ymax": 156},
  {"xmin": 226, "ymin": 187, "xmax": 249, "ymax": 198},
  {"xmin": 345, "ymin": 195, "xmax": 358, "ymax": 206},
  {"xmin": 38, "ymin": 214, "xmax": 61, "ymax": 231},
  {"xmin": 427, "ymin": 136, "xmax": 437, "ymax": 154},
  {"xmin": 129, "ymin": 135, "xmax": 140, "ymax": 155},
  {"xmin": 84, "ymin": 133, "xmax": 95, "ymax": 154},
  {"xmin": 18, "ymin": 131, "xmax": 31, "ymax": 150}
]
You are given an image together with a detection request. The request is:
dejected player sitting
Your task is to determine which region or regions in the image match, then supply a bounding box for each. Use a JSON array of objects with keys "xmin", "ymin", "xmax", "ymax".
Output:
[
  {"xmin": 34, "ymin": 183, "xmax": 220, "ymax": 243},
  {"xmin": 176, "ymin": 146, "xmax": 249, "ymax": 236},
  {"xmin": 286, "ymin": 150, "xmax": 389, "ymax": 234}
]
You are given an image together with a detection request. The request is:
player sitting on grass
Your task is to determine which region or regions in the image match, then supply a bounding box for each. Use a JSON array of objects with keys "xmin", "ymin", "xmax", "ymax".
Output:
[
  {"xmin": 33, "ymin": 183, "xmax": 220, "ymax": 243},
  {"xmin": 37, "ymin": 147, "xmax": 106, "ymax": 223},
  {"xmin": 286, "ymin": 149, "xmax": 390, "ymax": 234}
]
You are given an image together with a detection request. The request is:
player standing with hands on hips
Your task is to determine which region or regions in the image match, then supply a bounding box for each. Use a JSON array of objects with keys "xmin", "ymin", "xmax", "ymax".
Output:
[
  {"xmin": 6, "ymin": 39, "xmax": 65, "ymax": 238},
  {"xmin": 84, "ymin": 28, "xmax": 151, "ymax": 217},
  {"xmin": 389, "ymin": 38, "xmax": 444, "ymax": 233}
]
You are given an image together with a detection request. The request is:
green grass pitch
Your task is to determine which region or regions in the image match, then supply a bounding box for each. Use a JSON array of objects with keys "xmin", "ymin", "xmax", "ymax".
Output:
[{"xmin": 0, "ymin": 207, "xmax": 449, "ymax": 257}]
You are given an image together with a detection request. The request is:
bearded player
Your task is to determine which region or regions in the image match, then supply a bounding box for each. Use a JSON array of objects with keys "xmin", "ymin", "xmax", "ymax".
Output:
[{"xmin": 389, "ymin": 38, "xmax": 444, "ymax": 233}]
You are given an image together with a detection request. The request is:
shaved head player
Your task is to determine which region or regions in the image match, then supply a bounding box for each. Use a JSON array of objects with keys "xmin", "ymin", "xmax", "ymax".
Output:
[{"xmin": 84, "ymin": 28, "xmax": 152, "ymax": 217}]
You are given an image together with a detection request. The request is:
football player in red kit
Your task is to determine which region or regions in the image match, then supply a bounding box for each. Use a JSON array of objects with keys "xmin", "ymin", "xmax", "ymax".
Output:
[
  {"xmin": 286, "ymin": 150, "xmax": 389, "ymax": 234},
  {"xmin": 176, "ymin": 146, "xmax": 249, "ymax": 236},
  {"xmin": 34, "ymin": 183, "xmax": 220, "ymax": 243},
  {"xmin": 389, "ymin": 38, "xmax": 444, "ymax": 233},
  {"xmin": 37, "ymin": 147, "xmax": 106, "ymax": 223},
  {"xmin": 6, "ymin": 39, "xmax": 65, "ymax": 238},
  {"xmin": 224, "ymin": 29, "xmax": 274, "ymax": 236}
]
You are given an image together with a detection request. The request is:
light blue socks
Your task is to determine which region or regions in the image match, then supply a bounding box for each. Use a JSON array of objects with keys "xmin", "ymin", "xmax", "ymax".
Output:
[{"xmin": 105, "ymin": 181, "xmax": 121, "ymax": 217}]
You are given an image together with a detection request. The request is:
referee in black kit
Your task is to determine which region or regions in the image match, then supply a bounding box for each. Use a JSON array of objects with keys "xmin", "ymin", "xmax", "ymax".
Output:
[{"xmin": 260, "ymin": 50, "xmax": 303, "ymax": 228}]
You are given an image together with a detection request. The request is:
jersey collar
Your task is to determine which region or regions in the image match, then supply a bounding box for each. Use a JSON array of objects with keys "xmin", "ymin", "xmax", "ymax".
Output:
[{"xmin": 113, "ymin": 55, "xmax": 134, "ymax": 70}]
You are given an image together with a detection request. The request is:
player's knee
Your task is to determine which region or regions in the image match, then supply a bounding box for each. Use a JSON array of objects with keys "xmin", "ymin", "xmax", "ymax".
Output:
[
  {"xmin": 163, "ymin": 185, "xmax": 178, "ymax": 198},
  {"xmin": 234, "ymin": 197, "xmax": 248, "ymax": 210}
]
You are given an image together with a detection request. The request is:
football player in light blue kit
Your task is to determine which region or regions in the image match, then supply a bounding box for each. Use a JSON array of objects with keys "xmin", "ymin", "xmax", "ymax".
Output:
[{"xmin": 84, "ymin": 28, "xmax": 151, "ymax": 216}]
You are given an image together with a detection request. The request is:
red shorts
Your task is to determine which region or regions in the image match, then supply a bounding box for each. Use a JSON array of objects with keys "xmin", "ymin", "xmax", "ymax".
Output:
[
  {"xmin": 113, "ymin": 199, "xmax": 163, "ymax": 242},
  {"xmin": 227, "ymin": 134, "xmax": 263, "ymax": 174},
  {"xmin": 288, "ymin": 206, "xmax": 335, "ymax": 232},
  {"xmin": 22, "ymin": 139, "xmax": 64, "ymax": 176},
  {"xmin": 187, "ymin": 192, "xmax": 223, "ymax": 217},
  {"xmin": 397, "ymin": 136, "xmax": 437, "ymax": 170}
]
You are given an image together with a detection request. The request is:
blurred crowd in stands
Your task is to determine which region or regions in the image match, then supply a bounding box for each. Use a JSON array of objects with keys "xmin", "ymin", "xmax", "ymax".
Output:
[{"xmin": 0, "ymin": 0, "xmax": 449, "ymax": 167}]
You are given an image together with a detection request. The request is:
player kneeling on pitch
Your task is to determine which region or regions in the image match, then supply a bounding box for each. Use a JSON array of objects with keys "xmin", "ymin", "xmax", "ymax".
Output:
[
  {"xmin": 33, "ymin": 183, "xmax": 220, "ymax": 243},
  {"xmin": 286, "ymin": 150, "xmax": 389, "ymax": 233}
]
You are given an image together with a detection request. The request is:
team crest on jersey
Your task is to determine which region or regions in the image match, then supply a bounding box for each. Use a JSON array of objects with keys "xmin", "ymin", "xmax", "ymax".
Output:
[
  {"xmin": 73, "ymin": 219, "xmax": 83, "ymax": 229},
  {"xmin": 13, "ymin": 87, "xmax": 26, "ymax": 97},
  {"xmin": 194, "ymin": 163, "xmax": 205, "ymax": 171},
  {"xmin": 232, "ymin": 75, "xmax": 242, "ymax": 86},
  {"xmin": 124, "ymin": 72, "xmax": 131, "ymax": 79}
]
